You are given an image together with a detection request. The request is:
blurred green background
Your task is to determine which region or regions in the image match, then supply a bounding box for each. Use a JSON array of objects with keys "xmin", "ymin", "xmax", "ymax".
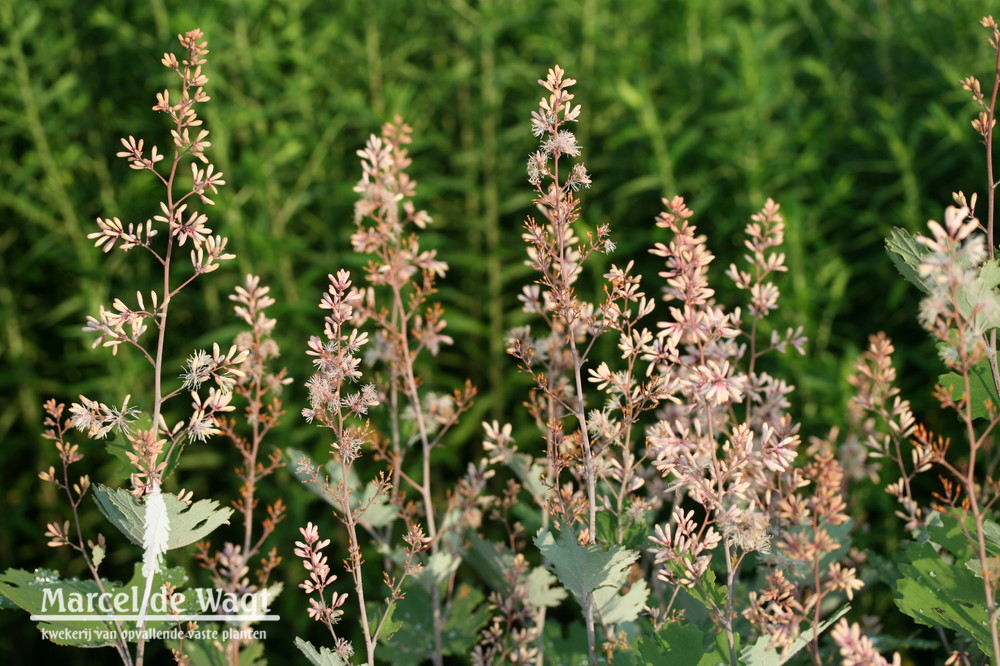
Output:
[{"xmin": 0, "ymin": 0, "xmax": 994, "ymax": 662}]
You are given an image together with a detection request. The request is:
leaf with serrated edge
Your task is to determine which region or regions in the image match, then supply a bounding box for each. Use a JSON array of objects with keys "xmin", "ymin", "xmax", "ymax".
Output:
[
  {"xmin": 895, "ymin": 533, "xmax": 992, "ymax": 655},
  {"xmin": 524, "ymin": 565, "xmax": 568, "ymax": 609},
  {"xmin": 928, "ymin": 509, "xmax": 1000, "ymax": 581},
  {"xmin": 92, "ymin": 485, "xmax": 233, "ymax": 550},
  {"xmin": 373, "ymin": 601, "xmax": 401, "ymax": 644},
  {"xmin": 959, "ymin": 259, "xmax": 1000, "ymax": 331},
  {"xmin": 886, "ymin": 228, "xmax": 931, "ymax": 293},
  {"xmin": 938, "ymin": 359, "xmax": 999, "ymax": 421},
  {"xmin": 618, "ymin": 621, "xmax": 724, "ymax": 666},
  {"xmin": 294, "ymin": 637, "xmax": 347, "ymax": 666},
  {"xmin": 381, "ymin": 582, "xmax": 488, "ymax": 664},
  {"xmin": 533, "ymin": 526, "xmax": 639, "ymax": 609},
  {"xmin": 927, "ymin": 509, "xmax": 1000, "ymax": 560},
  {"xmin": 594, "ymin": 578, "xmax": 648, "ymax": 624},
  {"xmin": 647, "ymin": 620, "xmax": 706, "ymax": 665}
]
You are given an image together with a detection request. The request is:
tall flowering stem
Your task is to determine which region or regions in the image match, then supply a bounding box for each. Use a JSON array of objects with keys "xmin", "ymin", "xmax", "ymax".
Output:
[
  {"xmin": 948, "ymin": 21, "xmax": 1000, "ymax": 657},
  {"xmin": 873, "ymin": 28, "xmax": 1000, "ymax": 653},
  {"xmin": 194, "ymin": 275, "xmax": 289, "ymax": 665},
  {"xmin": 39, "ymin": 401, "xmax": 130, "ymax": 663},
  {"xmin": 349, "ymin": 117, "xmax": 474, "ymax": 665},
  {"xmin": 225, "ymin": 275, "xmax": 290, "ymax": 558},
  {"xmin": 850, "ymin": 333, "xmax": 922, "ymax": 530},
  {"xmin": 645, "ymin": 197, "xmax": 855, "ymax": 665},
  {"xmin": 908, "ymin": 203, "xmax": 1000, "ymax": 659},
  {"xmin": 512, "ymin": 64, "xmax": 612, "ymax": 664},
  {"xmin": 39, "ymin": 29, "xmax": 244, "ymax": 666},
  {"xmin": 964, "ymin": 18, "xmax": 1000, "ymax": 412},
  {"xmin": 300, "ymin": 270, "xmax": 381, "ymax": 662},
  {"xmin": 522, "ymin": 66, "xmax": 602, "ymax": 541},
  {"xmin": 298, "ymin": 269, "xmax": 430, "ymax": 664},
  {"xmin": 84, "ymin": 30, "xmax": 241, "ymax": 502}
]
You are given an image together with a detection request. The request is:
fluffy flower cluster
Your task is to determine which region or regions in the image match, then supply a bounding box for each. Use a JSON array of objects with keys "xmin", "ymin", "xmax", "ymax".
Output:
[
  {"xmin": 302, "ymin": 270, "xmax": 379, "ymax": 452},
  {"xmin": 646, "ymin": 199, "xmax": 803, "ymax": 541},
  {"xmin": 916, "ymin": 205, "xmax": 998, "ymax": 368}
]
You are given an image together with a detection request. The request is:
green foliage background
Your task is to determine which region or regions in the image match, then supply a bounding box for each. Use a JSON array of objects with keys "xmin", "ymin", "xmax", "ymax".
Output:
[{"xmin": 0, "ymin": 0, "xmax": 992, "ymax": 662}]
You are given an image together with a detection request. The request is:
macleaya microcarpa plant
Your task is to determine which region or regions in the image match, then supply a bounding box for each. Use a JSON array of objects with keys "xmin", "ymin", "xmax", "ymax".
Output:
[
  {"xmin": 510, "ymin": 65, "xmax": 692, "ymax": 663},
  {"xmin": 17, "ymin": 18, "xmax": 1000, "ymax": 666},
  {"xmin": 501, "ymin": 66, "xmax": 860, "ymax": 666},
  {"xmin": 292, "ymin": 118, "xmax": 479, "ymax": 666},
  {"xmin": 645, "ymin": 197, "xmax": 862, "ymax": 665},
  {"xmin": 508, "ymin": 66, "xmax": 618, "ymax": 663},
  {"xmin": 293, "ymin": 268, "xmax": 427, "ymax": 664},
  {"xmin": 347, "ymin": 118, "xmax": 478, "ymax": 666},
  {"xmin": 0, "ymin": 29, "xmax": 272, "ymax": 666},
  {"xmin": 192, "ymin": 274, "xmax": 291, "ymax": 664},
  {"xmin": 854, "ymin": 15, "xmax": 1000, "ymax": 666}
]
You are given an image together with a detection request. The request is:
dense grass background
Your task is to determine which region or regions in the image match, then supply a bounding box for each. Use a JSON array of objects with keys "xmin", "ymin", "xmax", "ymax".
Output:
[{"xmin": 1, "ymin": 0, "xmax": 994, "ymax": 662}]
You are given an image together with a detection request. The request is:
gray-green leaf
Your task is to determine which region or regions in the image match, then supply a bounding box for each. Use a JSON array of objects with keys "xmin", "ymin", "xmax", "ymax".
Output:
[
  {"xmin": 294, "ymin": 637, "xmax": 348, "ymax": 666},
  {"xmin": 959, "ymin": 259, "xmax": 1000, "ymax": 331},
  {"xmin": 885, "ymin": 227, "xmax": 931, "ymax": 293},
  {"xmin": 533, "ymin": 526, "xmax": 639, "ymax": 611},
  {"xmin": 92, "ymin": 485, "xmax": 233, "ymax": 550}
]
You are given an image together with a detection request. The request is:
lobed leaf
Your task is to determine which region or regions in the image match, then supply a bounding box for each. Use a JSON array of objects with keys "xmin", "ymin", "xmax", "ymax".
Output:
[
  {"xmin": 617, "ymin": 620, "xmax": 735, "ymax": 666},
  {"xmin": 381, "ymin": 582, "xmax": 488, "ymax": 665},
  {"xmin": 593, "ymin": 577, "xmax": 648, "ymax": 625},
  {"xmin": 524, "ymin": 565, "xmax": 569, "ymax": 610},
  {"xmin": 92, "ymin": 484, "xmax": 233, "ymax": 550},
  {"xmin": 739, "ymin": 604, "xmax": 849, "ymax": 665},
  {"xmin": 286, "ymin": 448, "xmax": 397, "ymax": 528},
  {"xmin": 938, "ymin": 357, "xmax": 1000, "ymax": 421},
  {"xmin": 533, "ymin": 526, "xmax": 640, "ymax": 610},
  {"xmin": 885, "ymin": 227, "xmax": 931, "ymax": 294},
  {"xmin": 294, "ymin": 637, "xmax": 347, "ymax": 666},
  {"xmin": 895, "ymin": 510, "xmax": 999, "ymax": 656},
  {"xmin": 372, "ymin": 601, "xmax": 401, "ymax": 644}
]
